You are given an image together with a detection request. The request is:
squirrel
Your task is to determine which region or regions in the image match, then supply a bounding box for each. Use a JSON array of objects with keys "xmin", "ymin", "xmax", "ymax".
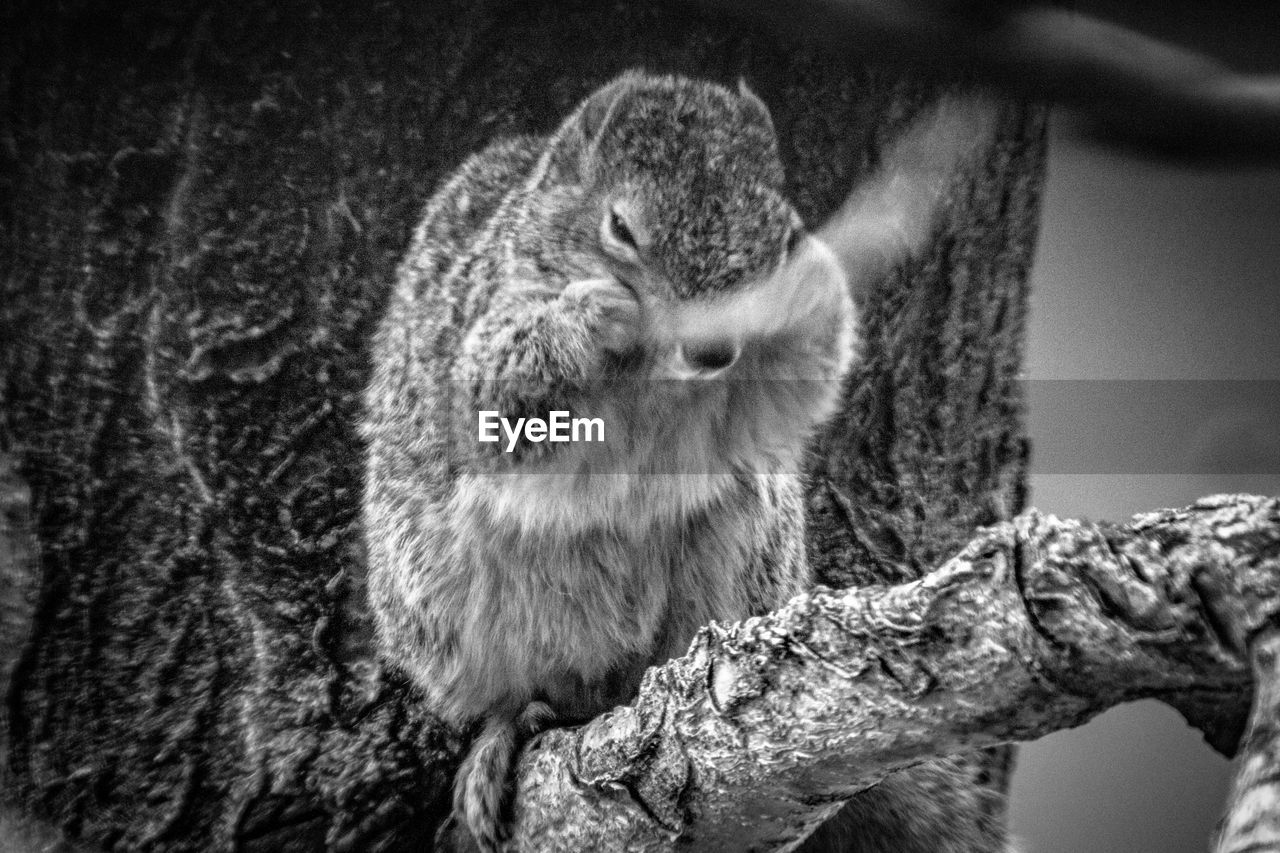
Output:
[{"xmin": 362, "ymin": 69, "xmax": 992, "ymax": 851}]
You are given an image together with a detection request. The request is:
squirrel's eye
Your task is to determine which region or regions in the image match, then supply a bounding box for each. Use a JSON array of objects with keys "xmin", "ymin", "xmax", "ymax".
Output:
[
  {"xmin": 784, "ymin": 227, "xmax": 803, "ymax": 256},
  {"xmin": 609, "ymin": 208, "xmax": 638, "ymax": 250}
]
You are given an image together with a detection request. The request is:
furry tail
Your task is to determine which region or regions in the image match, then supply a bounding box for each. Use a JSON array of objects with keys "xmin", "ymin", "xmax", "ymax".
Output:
[
  {"xmin": 819, "ymin": 91, "xmax": 999, "ymax": 302},
  {"xmin": 455, "ymin": 715, "xmax": 518, "ymax": 853},
  {"xmin": 454, "ymin": 702, "xmax": 556, "ymax": 852}
]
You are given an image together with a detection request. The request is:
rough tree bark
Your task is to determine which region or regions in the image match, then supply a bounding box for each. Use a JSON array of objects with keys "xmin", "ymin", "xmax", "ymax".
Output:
[
  {"xmin": 2, "ymin": 1, "xmax": 1261, "ymax": 852},
  {"xmin": 1216, "ymin": 626, "xmax": 1280, "ymax": 853},
  {"xmin": 509, "ymin": 494, "xmax": 1276, "ymax": 850}
]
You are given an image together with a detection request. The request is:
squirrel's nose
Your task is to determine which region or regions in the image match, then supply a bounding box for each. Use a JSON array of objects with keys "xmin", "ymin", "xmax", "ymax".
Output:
[{"xmin": 678, "ymin": 338, "xmax": 740, "ymax": 376}]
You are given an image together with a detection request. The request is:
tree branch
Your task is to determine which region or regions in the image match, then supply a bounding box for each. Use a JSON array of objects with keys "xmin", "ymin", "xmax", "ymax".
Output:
[
  {"xmin": 506, "ymin": 494, "xmax": 1273, "ymax": 851},
  {"xmin": 706, "ymin": 0, "xmax": 1280, "ymax": 165},
  {"xmin": 1217, "ymin": 626, "xmax": 1280, "ymax": 853}
]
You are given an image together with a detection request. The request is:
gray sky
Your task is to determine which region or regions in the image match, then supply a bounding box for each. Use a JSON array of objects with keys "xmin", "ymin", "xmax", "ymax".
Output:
[{"xmin": 1011, "ymin": 5, "xmax": 1280, "ymax": 851}]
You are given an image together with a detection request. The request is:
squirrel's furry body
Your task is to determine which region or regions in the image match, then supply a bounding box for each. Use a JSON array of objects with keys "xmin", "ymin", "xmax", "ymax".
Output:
[
  {"xmin": 363, "ymin": 71, "xmax": 853, "ymax": 848},
  {"xmin": 361, "ymin": 73, "xmax": 846, "ymax": 721},
  {"xmin": 352, "ymin": 66, "xmax": 1085, "ymax": 852}
]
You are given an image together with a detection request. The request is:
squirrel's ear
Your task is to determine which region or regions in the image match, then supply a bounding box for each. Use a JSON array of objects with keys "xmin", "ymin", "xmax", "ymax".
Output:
[
  {"xmin": 546, "ymin": 72, "xmax": 638, "ymax": 185},
  {"xmin": 576, "ymin": 71, "xmax": 638, "ymax": 144},
  {"xmin": 576, "ymin": 72, "xmax": 640, "ymax": 148},
  {"xmin": 737, "ymin": 77, "xmax": 776, "ymax": 138}
]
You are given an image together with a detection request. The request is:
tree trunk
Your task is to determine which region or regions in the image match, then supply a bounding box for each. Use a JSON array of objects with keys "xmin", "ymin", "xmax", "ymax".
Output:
[{"xmin": 1, "ymin": 1, "xmax": 1046, "ymax": 849}]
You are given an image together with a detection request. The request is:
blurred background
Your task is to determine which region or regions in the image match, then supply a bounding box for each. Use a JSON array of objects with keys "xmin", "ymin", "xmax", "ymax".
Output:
[{"xmin": 1012, "ymin": 3, "xmax": 1280, "ymax": 851}]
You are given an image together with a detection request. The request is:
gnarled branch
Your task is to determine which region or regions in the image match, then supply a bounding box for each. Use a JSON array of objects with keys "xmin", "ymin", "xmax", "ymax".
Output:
[
  {"xmin": 507, "ymin": 494, "xmax": 1272, "ymax": 851},
  {"xmin": 1217, "ymin": 626, "xmax": 1280, "ymax": 853}
]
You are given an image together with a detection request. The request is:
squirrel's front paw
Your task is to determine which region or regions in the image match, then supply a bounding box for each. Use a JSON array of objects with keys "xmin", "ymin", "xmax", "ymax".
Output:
[{"xmin": 560, "ymin": 277, "xmax": 641, "ymax": 354}]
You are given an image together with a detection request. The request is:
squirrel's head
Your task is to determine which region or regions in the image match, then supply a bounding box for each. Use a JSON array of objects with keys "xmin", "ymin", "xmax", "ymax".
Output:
[
  {"xmin": 518, "ymin": 71, "xmax": 856, "ymax": 482},
  {"xmin": 534, "ymin": 71, "xmax": 852, "ymax": 385},
  {"xmin": 528, "ymin": 70, "xmax": 853, "ymax": 397},
  {"xmin": 539, "ymin": 72, "xmax": 799, "ymax": 297}
]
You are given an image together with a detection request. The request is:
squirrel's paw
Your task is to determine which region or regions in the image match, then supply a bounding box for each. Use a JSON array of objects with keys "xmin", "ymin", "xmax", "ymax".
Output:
[
  {"xmin": 517, "ymin": 699, "xmax": 557, "ymax": 737},
  {"xmin": 561, "ymin": 277, "xmax": 641, "ymax": 353}
]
